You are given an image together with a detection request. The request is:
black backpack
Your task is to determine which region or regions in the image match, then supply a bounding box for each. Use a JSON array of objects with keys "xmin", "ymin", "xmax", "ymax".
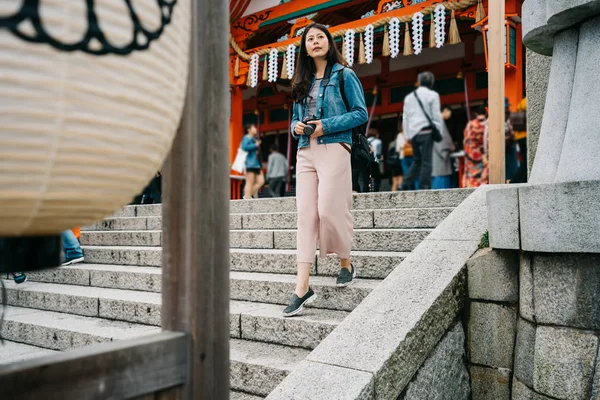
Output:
[
  {"xmin": 333, "ymin": 67, "xmax": 371, "ymax": 171},
  {"xmin": 386, "ymin": 145, "xmax": 401, "ymax": 168}
]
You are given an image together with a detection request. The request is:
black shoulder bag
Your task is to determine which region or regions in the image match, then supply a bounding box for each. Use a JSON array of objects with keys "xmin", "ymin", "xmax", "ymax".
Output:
[
  {"xmin": 336, "ymin": 68, "xmax": 371, "ymax": 171},
  {"xmin": 413, "ymin": 90, "xmax": 443, "ymax": 143}
]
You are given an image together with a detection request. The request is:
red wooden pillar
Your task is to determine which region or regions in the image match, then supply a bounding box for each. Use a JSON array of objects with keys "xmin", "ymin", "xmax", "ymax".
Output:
[{"xmin": 230, "ymin": 86, "xmax": 244, "ymax": 199}]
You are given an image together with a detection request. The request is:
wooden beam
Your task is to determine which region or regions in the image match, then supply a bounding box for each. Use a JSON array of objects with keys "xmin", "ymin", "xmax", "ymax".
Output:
[
  {"xmin": 487, "ymin": 0, "xmax": 505, "ymax": 184},
  {"xmin": 0, "ymin": 332, "xmax": 187, "ymax": 400},
  {"xmin": 161, "ymin": 0, "xmax": 230, "ymax": 398}
]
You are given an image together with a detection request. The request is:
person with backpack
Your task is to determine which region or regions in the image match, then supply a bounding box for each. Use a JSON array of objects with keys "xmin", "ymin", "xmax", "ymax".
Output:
[
  {"xmin": 284, "ymin": 23, "xmax": 368, "ymax": 317},
  {"xmin": 401, "ymin": 72, "xmax": 444, "ymax": 190}
]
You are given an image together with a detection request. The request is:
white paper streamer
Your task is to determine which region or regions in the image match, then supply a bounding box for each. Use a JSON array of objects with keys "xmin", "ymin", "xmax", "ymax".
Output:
[
  {"xmin": 268, "ymin": 49, "xmax": 278, "ymax": 82},
  {"xmin": 412, "ymin": 12, "xmax": 424, "ymax": 55},
  {"xmin": 389, "ymin": 17, "xmax": 401, "ymax": 58},
  {"xmin": 364, "ymin": 24, "xmax": 374, "ymax": 64},
  {"xmin": 249, "ymin": 53, "xmax": 259, "ymax": 88},
  {"xmin": 286, "ymin": 44, "xmax": 296, "ymax": 79},
  {"xmin": 344, "ymin": 29, "xmax": 355, "ymax": 66},
  {"xmin": 434, "ymin": 4, "xmax": 446, "ymax": 48}
]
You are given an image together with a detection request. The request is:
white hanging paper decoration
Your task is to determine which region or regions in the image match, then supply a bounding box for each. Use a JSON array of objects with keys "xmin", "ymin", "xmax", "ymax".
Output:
[
  {"xmin": 434, "ymin": 4, "xmax": 446, "ymax": 48},
  {"xmin": 286, "ymin": 45, "xmax": 296, "ymax": 79},
  {"xmin": 268, "ymin": 49, "xmax": 279, "ymax": 83},
  {"xmin": 389, "ymin": 17, "xmax": 401, "ymax": 58},
  {"xmin": 412, "ymin": 12, "xmax": 424, "ymax": 55},
  {"xmin": 364, "ymin": 24, "xmax": 374, "ymax": 64},
  {"xmin": 249, "ymin": 53, "xmax": 259, "ymax": 88},
  {"xmin": 344, "ymin": 29, "xmax": 355, "ymax": 66}
]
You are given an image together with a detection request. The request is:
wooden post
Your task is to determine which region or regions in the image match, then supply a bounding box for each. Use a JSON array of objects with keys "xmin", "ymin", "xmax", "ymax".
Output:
[
  {"xmin": 487, "ymin": 0, "xmax": 506, "ymax": 184},
  {"xmin": 161, "ymin": 0, "xmax": 230, "ymax": 398}
]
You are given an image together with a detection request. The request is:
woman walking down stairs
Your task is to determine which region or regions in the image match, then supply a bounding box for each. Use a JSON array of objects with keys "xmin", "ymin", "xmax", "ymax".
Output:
[{"xmin": 0, "ymin": 190, "xmax": 472, "ymax": 398}]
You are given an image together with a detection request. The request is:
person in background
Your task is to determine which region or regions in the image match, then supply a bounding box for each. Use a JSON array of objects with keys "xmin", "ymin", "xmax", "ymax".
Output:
[
  {"xmin": 432, "ymin": 106, "xmax": 456, "ymax": 189},
  {"xmin": 463, "ymin": 106, "xmax": 488, "ymax": 188},
  {"xmin": 364, "ymin": 127, "xmax": 383, "ymax": 192},
  {"xmin": 241, "ymin": 123, "xmax": 264, "ymax": 199},
  {"xmin": 396, "ymin": 129, "xmax": 419, "ymax": 190},
  {"xmin": 11, "ymin": 229, "xmax": 84, "ymax": 284},
  {"xmin": 401, "ymin": 71, "xmax": 444, "ymax": 190},
  {"xmin": 510, "ymin": 97, "xmax": 528, "ymax": 183},
  {"xmin": 504, "ymin": 98, "xmax": 519, "ymax": 182},
  {"xmin": 387, "ymin": 133, "xmax": 403, "ymax": 191},
  {"xmin": 266, "ymin": 143, "xmax": 288, "ymax": 197}
]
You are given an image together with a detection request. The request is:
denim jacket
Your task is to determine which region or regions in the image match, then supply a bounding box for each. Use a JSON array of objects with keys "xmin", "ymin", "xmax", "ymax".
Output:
[
  {"xmin": 291, "ymin": 64, "xmax": 368, "ymax": 149},
  {"xmin": 241, "ymin": 134, "xmax": 261, "ymax": 169}
]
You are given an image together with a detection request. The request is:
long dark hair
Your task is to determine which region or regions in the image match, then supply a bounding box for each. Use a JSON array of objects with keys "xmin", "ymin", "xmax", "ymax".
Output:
[{"xmin": 291, "ymin": 23, "xmax": 347, "ymax": 103}]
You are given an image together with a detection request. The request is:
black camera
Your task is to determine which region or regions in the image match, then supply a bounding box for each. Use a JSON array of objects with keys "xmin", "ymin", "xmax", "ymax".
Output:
[{"xmin": 303, "ymin": 116, "xmax": 318, "ymax": 136}]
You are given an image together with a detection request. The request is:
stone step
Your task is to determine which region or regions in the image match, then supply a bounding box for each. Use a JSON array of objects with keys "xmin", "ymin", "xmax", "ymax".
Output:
[
  {"xmin": 80, "ymin": 229, "xmax": 430, "ymax": 252},
  {"xmin": 229, "ymin": 271, "xmax": 378, "ymax": 312},
  {"xmin": 230, "ymin": 339, "xmax": 309, "ymax": 397},
  {"xmin": 2, "ymin": 301, "xmax": 344, "ymax": 352},
  {"xmin": 91, "ymin": 207, "xmax": 453, "ymax": 232},
  {"xmin": 81, "ymin": 247, "xmax": 408, "ymax": 279},
  {"xmin": 0, "ymin": 341, "xmax": 57, "ymax": 365},
  {"xmin": 2, "ymin": 279, "xmax": 351, "ymax": 344},
  {"xmin": 1, "ymin": 306, "xmax": 160, "ymax": 351},
  {"xmin": 8, "ymin": 269, "xmax": 377, "ymax": 312},
  {"xmin": 113, "ymin": 189, "xmax": 471, "ymax": 217}
]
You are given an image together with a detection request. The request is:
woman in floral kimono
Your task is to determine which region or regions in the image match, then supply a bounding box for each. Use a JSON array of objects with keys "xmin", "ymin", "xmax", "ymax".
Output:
[{"xmin": 462, "ymin": 107, "xmax": 488, "ymax": 188}]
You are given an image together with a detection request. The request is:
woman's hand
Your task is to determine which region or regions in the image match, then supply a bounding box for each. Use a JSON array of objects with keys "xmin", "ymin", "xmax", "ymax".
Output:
[
  {"xmin": 294, "ymin": 122, "xmax": 307, "ymax": 136},
  {"xmin": 311, "ymin": 120, "xmax": 324, "ymax": 138}
]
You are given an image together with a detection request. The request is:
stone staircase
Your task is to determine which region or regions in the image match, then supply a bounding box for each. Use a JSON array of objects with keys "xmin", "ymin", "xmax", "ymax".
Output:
[{"xmin": 0, "ymin": 190, "xmax": 471, "ymax": 399}]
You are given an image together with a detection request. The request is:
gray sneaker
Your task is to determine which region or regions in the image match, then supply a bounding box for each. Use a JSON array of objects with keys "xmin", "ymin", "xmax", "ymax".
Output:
[{"xmin": 336, "ymin": 264, "xmax": 356, "ymax": 287}]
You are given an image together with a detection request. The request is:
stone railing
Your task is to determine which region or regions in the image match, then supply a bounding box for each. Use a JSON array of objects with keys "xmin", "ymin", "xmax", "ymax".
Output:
[{"xmin": 267, "ymin": 186, "xmax": 495, "ymax": 399}]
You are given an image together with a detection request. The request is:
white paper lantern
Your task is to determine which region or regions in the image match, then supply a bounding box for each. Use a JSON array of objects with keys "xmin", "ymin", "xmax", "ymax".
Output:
[{"xmin": 0, "ymin": 0, "xmax": 191, "ymax": 236}]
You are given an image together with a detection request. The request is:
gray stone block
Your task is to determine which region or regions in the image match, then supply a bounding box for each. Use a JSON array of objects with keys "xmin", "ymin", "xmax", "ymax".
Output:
[
  {"xmin": 512, "ymin": 379, "xmax": 553, "ymax": 400},
  {"xmin": 80, "ymin": 231, "xmax": 161, "ymax": 247},
  {"xmin": 266, "ymin": 360, "xmax": 374, "ymax": 400},
  {"xmin": 111, "ymin": 206, "xmax": 135, "ymax": 218},
  {"xmin": 593, "ymin": 345, "xmax": 600, "ymax": 400},
  {"xmin": 229, "ymin": 271, "xmax": 377, "ymax": 312},
  {"xmin": 242, "ymin": 213, "xmax": 296, "ymax": 230},
  {"xmin": 514, "ymin": 318, "xmax": 536, "ymax": 387},
  {"xmin": 555, "ymin": 18, "xmax": 600, "ymax": 183},
  {"xmin": 230, "ymin": 230, "xmax": 274, "ymax": 249},
  {"xmin": 231, "ymin": 197, "xmax": 296, "ymax": 214},
  {"xmin": 230, "ymin": 391, "xmax": 263, "ymax": 400},
  {"xmin": 230, "ymin": 214, "xmax": 243, "ymax": 230},
  {"xmin": 146, "ymin": 217, "xmax": 162, "ymax": 230},
  {"xmin": 525, "ymin": 49, "xmax": 552, "ymax": 174},
  {"xmin": 468, "ymin": 302, "xmax": 517, "ymax": 369},
  {"xmin": 353, "ymin": 210, "xmax": 374, "ymax": 229},
  {"xmin": 469, "ymin": 365, "xmax": 511, "ymax": 400},
  {"xmin": 26, "ymin": 267, "xmax": 91, "ymax": 286},
  {"xmin": 533, "ymin": 253, "xmax": 600, "ymax": 330},
  {"xmin": 134, "ymin": 204, "xmax": 161, "ymax": 217},
  {"xmin": 317, "ymin": 251, "xmax": 407, "ymax": 279},
  {"xmin": 486, "ymin": 187, "xmax": 520, "ymax": 250},
  {"xmin": 239, "ymin": 303, "xmax": 344, "ymax": 350},
  {"xmin": 230, "ymin": 338, "xmax": 308, "ymax": 397},
  {"xmin": 352, "ymin": 189, "xmax": 473, "ymax": 210},
  {"xmin": 427, "ymin": 186, "xmax": 492, "ymax": 242},
  {"xmin": 89, "ymin": 266, "xmax": 162, "ymax": 293},
  {"xmin": 520, "ymin": 181, "xmax": 600, "ymax": 253},
  {"xmin": 273, "ymin": 229, "xmax": 428, "ymax": 252},
  {"xmin": 5, "ymin": 283, "xmax": 99, "ymax": 317},
  {"xmin": 373, "ymin": 208, "xmax": 452, "ymax": 229},
  {"xmin": 467, "ymin": 248, "xmax": 519, "ymax": 303},
  {"xmin": 529, "ymin": 29, "xmax": 578, "ymax": 184},
  {"xmin": 533, "ymin": 326, "xmax": 598, "ymax": 399},
  {"xmin": 352, "ymin": 229, "xmax": 429, "ymax": 252},
  {"xmin": 82, "ymin": 246, "xmax": 162, "ymax": 267},
  {"xmin": 304, "ymin": 239, "xmax": 477, "ymax": 399},
  {"xmin": 230, "ymin": 249, "xmax": 315, "ymax": 275},
  {"xmin": 400, "ymin": 322, "xmax": 470, "ymax": 400},
  {"xmin": 99, "ymin": 297, "xmax": 161, "ymax": 326},
  {"xmin": 520, "ymin": 253, "xmax": 535, "ymax": 322},
  {"xmin": 0, "ymin": 342, "xmax": 57, "ymax": 366}
]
